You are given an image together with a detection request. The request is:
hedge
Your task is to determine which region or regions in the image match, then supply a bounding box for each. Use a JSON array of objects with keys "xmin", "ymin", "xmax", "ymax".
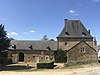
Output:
[{"xmin": 37, "ymin": 61, "xmax": 54, "ymax": 69}]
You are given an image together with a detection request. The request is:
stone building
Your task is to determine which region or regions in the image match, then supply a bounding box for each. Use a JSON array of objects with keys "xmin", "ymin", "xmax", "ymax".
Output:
[
  {"xmin": 7, "ymin": 19, "xmax": 97, "ymax": 65},
  {"xmin": 57, "ymin": 19, "xmax": 97, "ymax": 65},
  {"xmin": 8, "ymin": 40, "xmax": 57, "ymax": 63}
]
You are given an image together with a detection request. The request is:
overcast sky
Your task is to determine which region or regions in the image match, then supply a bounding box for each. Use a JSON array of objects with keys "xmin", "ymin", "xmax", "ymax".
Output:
[{"xmin": 0, "ymin": 0, "xmax": 100, "ymax": 44}]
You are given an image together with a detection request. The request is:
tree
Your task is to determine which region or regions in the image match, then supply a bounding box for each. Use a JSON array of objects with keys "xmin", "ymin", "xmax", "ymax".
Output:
[
  {"xmin": 54, "ymin": 50, "xmax": 67, "ymax": 63},
  {"xmin": 0, "ymin": 24, "xmax": 10, "ymax": 65},
  {"xmin": 0, "ymin": 24, "xmax": 10, "ymax": 52},
  {"xmin": 41, "ymin": 35, "xmax": 48, "ymax": 41},
  {"xmin": 9, "ymin": 37, "xmax": 15, "ymax": 40},
  {"xmin": 50, "ymin": 39, "xmax": 54, "ymax": 41}
]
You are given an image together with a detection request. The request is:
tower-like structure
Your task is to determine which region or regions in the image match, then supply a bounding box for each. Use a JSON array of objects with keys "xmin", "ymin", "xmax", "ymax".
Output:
[{"xmin": 57, "ymin": 19, "xmax": 93, "ymax": 50}]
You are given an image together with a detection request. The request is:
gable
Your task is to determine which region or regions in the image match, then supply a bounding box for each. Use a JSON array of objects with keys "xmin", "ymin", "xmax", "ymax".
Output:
[
  {"xmin": 66, "ymin": 41, "xmax": 97, "ymax": 65},
  {"xmin": 67, "ymin": 41, "xmax": 96, "ymax": 53}
]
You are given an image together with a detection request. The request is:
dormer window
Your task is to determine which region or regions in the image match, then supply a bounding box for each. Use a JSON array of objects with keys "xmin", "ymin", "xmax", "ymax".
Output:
[
  {"xmin": 12, "ymin": 45, "xmax": 16, "ymax": 49},
  {"xmin": 47, "ymin": 46, "xmax": 51, "ymax": 50},
  {"xmin": 29, "ymin": 45, "xmax": 33, "ymax": 50},
  {"xmin": 65, "ymin": 32, "xmax": 69, "ymax": 36},
  {"xmin": 82, "ymin": 32, "xmax": 86, "ymax": 36}
]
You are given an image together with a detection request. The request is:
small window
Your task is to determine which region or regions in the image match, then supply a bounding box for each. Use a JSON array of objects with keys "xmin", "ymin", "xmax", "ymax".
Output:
[
  {"xmin": 45, "ymin": 56, "xmax": 49, "ymax": 60},
  {"xmin": 41, "ymin": 51, "xmax": 44, "ymax": 55},
  {"xmin": 65, "ymin": 32, "xmax": 69, "ymax": 36},
  {"xmin": 82, "ymin": 32, "xmax": 86, "ymax": 36},
  {"xmin": 29, "ymin": 45, "xmax": 33, "ymax": 49},
  {"xmin": 41, "ymin": 57, "xmax": 43, "ymax": 59},
  {"xmin": 12, "ymin": 45, "xmax": 16, "ymax": 49},
  {"xmin": 33, "ymin": 56, "xmax": 35, "ymax": 58},
  {"xmin": 47, "ymin": 46, "xmax": 51, "ymax": 50},
  {"xmin": 81, "ymin": 47, "xmax": 85, "ymax": 53},
  {"xmin": 65, "ymin": 42, "xmax": 67, "ymax": 45}
]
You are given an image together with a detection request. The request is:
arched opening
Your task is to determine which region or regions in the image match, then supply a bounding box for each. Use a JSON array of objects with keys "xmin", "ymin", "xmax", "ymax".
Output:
[{"xmin": 19, "ymin": 52, "xmax": 24, "ymax": 62}]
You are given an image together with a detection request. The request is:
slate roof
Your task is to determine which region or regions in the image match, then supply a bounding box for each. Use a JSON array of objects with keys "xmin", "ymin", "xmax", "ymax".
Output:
[
  {"xmin": 57, "ymin": 19, "xmax": 93, "ymax": 38},
  {"xmin": 9, "ymin": 40, "xmax": 57, "ymax": 50}
]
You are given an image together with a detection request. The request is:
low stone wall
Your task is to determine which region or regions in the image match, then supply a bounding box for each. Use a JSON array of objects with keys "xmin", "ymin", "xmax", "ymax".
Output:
[{"xmin": 67, "ymin": 54, "xmax": 97, "ymax": 65}]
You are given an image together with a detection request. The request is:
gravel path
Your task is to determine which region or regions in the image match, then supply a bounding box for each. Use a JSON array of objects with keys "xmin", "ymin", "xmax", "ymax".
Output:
[{"xmin": 0, "ymin": 63, "xmax": 100, "ymax": 75}]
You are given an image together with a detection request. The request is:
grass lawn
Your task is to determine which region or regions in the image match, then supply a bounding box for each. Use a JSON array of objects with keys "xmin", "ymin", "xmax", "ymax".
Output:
[{"xmin": 0, "ymin": 65, "xmax": 34, "ymax": 71}]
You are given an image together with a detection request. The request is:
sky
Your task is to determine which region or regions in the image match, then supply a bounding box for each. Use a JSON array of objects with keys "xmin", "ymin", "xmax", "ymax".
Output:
[{"xmin": 0, "ymin": 0, "xmax": 100, "ymax": 44}]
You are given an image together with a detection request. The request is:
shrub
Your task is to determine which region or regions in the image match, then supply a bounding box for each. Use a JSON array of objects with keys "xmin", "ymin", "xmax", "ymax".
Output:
[
  {"xmin": 37, "ymin": 60, "xmax": 54, "ymax": 69},
  {"xmin": 54, "ymin": 50, "xmax": 67, "ymax": 63}
]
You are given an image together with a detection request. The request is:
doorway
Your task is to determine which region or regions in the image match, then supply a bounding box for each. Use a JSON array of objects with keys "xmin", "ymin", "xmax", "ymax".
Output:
[{"xmin": 19, "ymin": 52, "xmax": 24, "ymax": 62}]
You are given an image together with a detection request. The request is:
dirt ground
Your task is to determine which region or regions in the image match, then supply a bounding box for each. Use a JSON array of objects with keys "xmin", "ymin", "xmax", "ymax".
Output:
[{"xmin": 1, "ymin": 63, "xmax": 100, "ymax": 75}]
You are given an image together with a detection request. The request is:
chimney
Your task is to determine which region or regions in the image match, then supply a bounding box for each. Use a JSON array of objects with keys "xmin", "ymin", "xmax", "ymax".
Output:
[
  {"xmin": 88, "ymin": 30, "xmax": 90, "ymax": 34},
  {"xmin": 93, "ymin": 37, "xmax": 97, "ymax": 46},
  {"xmin": 64, "ymin": 19, "xmax": 68, "ymax": 27}
]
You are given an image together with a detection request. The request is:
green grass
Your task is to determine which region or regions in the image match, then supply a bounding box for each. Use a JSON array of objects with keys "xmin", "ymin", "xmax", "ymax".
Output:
[
  {"xmin": 65, "ymin": 61, "xmax": 97, "ymax": 69},
  {"xmin": 39, "ymin": 60, "xmax": 54, "ymax": 63},
  {"xmin": 0, "ymin": 65, "xmax": 50, "ymax": 72},
  {"xmin": 0, "ymin": 66, "xmax": 33, "ymax": 71}
]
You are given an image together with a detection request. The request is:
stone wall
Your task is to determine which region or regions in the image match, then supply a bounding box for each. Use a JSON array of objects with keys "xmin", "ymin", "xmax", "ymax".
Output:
[
  {"xmin": 66, "ymin": 41, "xmax": 97, "ymax": 65},
  {"xmin": 58, "ymin": 38, "xmax": 93, "ymax": 50},
  {"xmin": 8, "ymin": 50, "xmax": 54, "ymax": 63}
]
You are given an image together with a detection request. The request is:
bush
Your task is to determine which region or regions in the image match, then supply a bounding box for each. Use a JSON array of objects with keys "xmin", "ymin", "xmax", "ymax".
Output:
[
  {"xmin": 37, "ymin": 61, "xmax": 54, "ymax": 69},
  {"xmin": 54, "ymin": 50, "xmax": 67, "ymax": 63}
]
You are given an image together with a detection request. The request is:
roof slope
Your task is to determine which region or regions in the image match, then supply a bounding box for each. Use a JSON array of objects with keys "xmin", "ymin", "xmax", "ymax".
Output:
[
  {"xmin": 57, "ymin": 20, "xmax": 93, "ymax": 38},
  {"xmin": 9, "ymin": 40, "xmax": 57, "ymax": 50}
]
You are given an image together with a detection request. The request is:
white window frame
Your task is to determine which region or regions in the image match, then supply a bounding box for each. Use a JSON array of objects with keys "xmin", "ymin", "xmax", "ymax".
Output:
[{"xmin": 81, "ymin": 47, "xmax": 85, "ymax": 53}]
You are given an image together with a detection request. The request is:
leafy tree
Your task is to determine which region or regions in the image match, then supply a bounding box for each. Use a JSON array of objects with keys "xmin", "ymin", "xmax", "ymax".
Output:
[
  {"xmin": 0, "ymin": 24, "xmax": 10, "ymax": 52},
  {"xmin": 50, "ymin": 39, "xmax": 54, "ymax": 41},
  {"xmin": 54, "ymin": 50, "xmax": 67, "ymax": 63},
  {"xmin": 0, "ymin": 24, "xmax": 10, "ymax": 65},
  {"xmin": 41, "ymin": 35, "xmax": 48, "ymax": 41},
  {"xmin": 9, "ymin": 37, "xmax": 15, "ymax": 40}
]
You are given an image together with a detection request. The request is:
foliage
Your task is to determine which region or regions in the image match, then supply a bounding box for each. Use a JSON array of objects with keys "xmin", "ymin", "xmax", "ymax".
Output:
[
  {"xmin": 0, "ymin": 24, "xmax": 10, "ymax": 52},
  {"xmin": 0, "ymin": 24, "xmax": 10, "ymax": 65},
  {"xmin": 50, "ymin": 39, "xmax": 54, "ymax": 41},
  {"xmin": 41, "ymin": 35, "xmax": 48, "ymax": 41},
  {"xmin": 0, "ymin": 66, "xmax": 33, "ymax": 71},
  {"xmin": 9, "ymin": 37, "xmax": 15, "ymax": 40},
  {"xmin": 37, "ymin": 61, "xmax": 54, "ymax": 69},
  {"xmin": 54, "ymin": 50, "xmax": 67, "ymax": 63}
]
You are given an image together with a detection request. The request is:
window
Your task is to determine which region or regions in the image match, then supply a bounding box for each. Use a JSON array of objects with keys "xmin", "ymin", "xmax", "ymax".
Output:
[
  {"xmin": 12, "ymin": 45, "xmax": 16, "ymax": 49},
  {"xmin": 81, "ymin": 47, "xmax": 85, "ymax": 53},
  {"xmin": 47, "ymin": 46, "xmax": 51, "ymax": 50},
  {"xmin": 65, "ymin": 42, "xmax": 67, "ymax": 45},
  {"xmin": 29, "ymin": 45, "xmax": 33, "ymax": 50},
  {"xmin": 45, "ymin": 56, "xmax": 49, "ymax": 60},
  {"xmin": 41, "ymin": 51, "xmax": 44, "ymax": 55},
  {"xmin": 82, "ymin": 32, "xmax": 86, "ymax": 36},
  {"xmin": 65, "ymin": 32, "xmax": 69, "ymax": 36},
  {"xmin": 33, "ymin": 56, "xmax": 35, "ymax": 58},
  {"xmin": 41, "ymin": 57, "xmax": 43, "ymax": 59}
]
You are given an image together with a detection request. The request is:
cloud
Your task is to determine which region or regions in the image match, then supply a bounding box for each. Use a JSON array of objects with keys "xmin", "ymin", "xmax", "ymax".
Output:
[
  {"xmin": 69, "ymin": 10, "xmax": 79, "ymax": 16},
  {"xmin": 30, "ymin": 30, "xmax": 35, "ymax": 33},
  {"xmin": 23, "ymin": 32, "xmax": 29, "ymax": 34},
  {"xmin": 23, "ymin": 30, "xmax": 35, "ymax": 35},
  {"xmin": 7, "ymin": 32, "xmax": 18, "ymax": 36},
  {"xmin": 11, "ymin": 32, "xmax": 18, "ymax": 35},
  {"xmin": 69, "ymin": 10, "xmax": 76, "ymax": 14},
  {"xmin": 7, "ymin": 33, "xmax": 10, "ymax": 36},
  {"xmin": 92, "ymin": 0, "xmax": 99, "ymax": 2},
  {"xmin": 1, "ymin": 17, "xmax": 8, "ymax": 21}
]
